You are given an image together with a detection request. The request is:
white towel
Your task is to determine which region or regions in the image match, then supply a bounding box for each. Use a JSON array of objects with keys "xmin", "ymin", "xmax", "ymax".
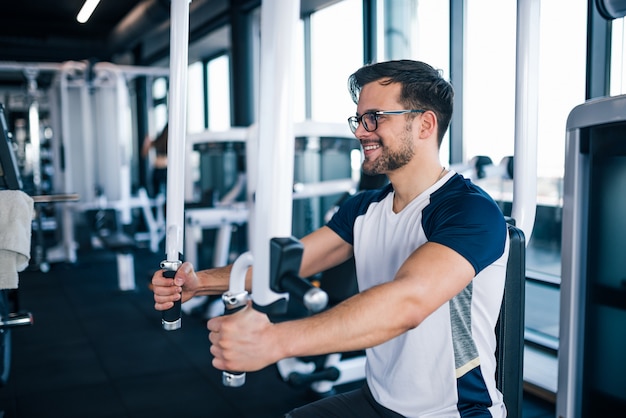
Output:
[{"xmin": 0, "ymin": 190, "xmax": 34, "ymax": 289}]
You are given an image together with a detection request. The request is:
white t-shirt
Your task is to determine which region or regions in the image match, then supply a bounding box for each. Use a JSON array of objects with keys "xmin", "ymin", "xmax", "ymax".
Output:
[{"xmin": 327, "ymin": 171, "xmax": 509, "ymax": 417}]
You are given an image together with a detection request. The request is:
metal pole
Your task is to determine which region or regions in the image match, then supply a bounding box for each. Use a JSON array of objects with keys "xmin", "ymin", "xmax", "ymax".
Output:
[
  {"xmin": 222, "ymin": 0, "xmax": 300, "ymax": 386},
  {"xmin": 160, "ymin": 0, "xmax": 190, "ymax": 331},
  {"xmin": 511, "ymin": 0, "xmax": 539, "ymax": 243},
  {"xmin": 250, "ymin": 0, "xmax": 300, "ymax": 308}
]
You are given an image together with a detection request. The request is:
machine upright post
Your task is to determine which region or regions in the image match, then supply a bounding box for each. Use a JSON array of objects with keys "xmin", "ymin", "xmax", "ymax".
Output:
[
  {"xmin": 221, "ymin": 0, "xmax": 301, "ymax": 386},
  {"xmin": 161, "ymin": 0, "xmax": 190, "ymax": 331}
]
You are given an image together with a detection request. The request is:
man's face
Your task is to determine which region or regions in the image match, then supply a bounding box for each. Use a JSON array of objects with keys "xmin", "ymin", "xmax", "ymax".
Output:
[{"xmin": 355, "ymin": 82, "xmax": 417, "ymax": 176}]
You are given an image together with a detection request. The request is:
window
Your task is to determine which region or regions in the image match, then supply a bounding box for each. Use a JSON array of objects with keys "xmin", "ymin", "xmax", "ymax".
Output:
[
  {"xmin": 376, "ymin": 0, "xmax": 450, "ymax": 163},
  {"xmin": 310, "ymin": 0, "xmax": 363, "ymax": 123},
  {"xmin": 207, "ymin": 55, "xmax": 232, "ymax": 131},
  {"xmin": 377, "ymin": 0, "xmax": 449, "ymax": 71},
  {"xmin": 152, "ymin": 76, "xmax": 168, "ymax": 132},
  {"xmin": 465, "ymin": 0, "xmax": 586, "ymax": 278},
  {"xmin": 611, "ymin": 16, "xmax": 626, "ymax": 95},
  {"xmin": 188, "ymin": 61, "xmax": 205, "ymax": 133},
  {"xmin": 464, "ymin": 1, "xmax": 517, "ymax": 165}
]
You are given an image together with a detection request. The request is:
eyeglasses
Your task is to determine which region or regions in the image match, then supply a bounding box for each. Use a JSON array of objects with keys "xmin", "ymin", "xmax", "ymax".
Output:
[{"xmin": 347, "ymin": 109, "xmax": 426, "ymax": 134}]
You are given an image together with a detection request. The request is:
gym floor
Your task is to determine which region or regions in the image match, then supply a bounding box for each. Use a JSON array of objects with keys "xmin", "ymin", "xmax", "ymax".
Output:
[{"xmin": 0, "ymin": 246, "xmax": 555, "ymax": 417}]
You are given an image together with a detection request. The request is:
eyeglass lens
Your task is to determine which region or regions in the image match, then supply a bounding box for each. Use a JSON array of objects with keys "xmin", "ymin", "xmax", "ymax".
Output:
[
  {"xmin": 362, "ymin": 113, "xmax": 376, "ymax": 131},
  {"xmin": 348, "ymin": 112, "xmax": 376, "ymax": 133}
]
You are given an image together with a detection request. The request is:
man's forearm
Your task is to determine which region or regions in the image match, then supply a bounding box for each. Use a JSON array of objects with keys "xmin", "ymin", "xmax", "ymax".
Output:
[
  {"xmin": 274, "ymin": 281, "xmax": 417, "ymax": 360},
  {"xmin": 194, "ymin": 265, "xmax": 233, "ymax": 295},
  {"xmin": 194, "ymin": 264, "xmax": 252, "ymax": 296}
]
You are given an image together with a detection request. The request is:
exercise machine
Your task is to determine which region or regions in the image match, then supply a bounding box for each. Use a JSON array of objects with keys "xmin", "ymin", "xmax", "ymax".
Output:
[{"xmin": 0, "ymin": 103, "xmax": 35, "ymax": 386}]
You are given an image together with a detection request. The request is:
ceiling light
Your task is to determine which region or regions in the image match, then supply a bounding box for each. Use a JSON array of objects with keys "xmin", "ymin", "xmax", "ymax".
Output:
[{"xmin": 77, "ymin": 0, "xmax": 101, "ymax": 24}]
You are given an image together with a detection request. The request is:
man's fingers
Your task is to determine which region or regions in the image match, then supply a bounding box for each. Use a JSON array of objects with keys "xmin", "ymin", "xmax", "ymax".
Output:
[
  {"xmin": 154, "ymin": 291, "xmax": 180, "ymax": 303},
  {"xmin": 154, "ymin": 301, "xmax": 174, "ymax": 311}
]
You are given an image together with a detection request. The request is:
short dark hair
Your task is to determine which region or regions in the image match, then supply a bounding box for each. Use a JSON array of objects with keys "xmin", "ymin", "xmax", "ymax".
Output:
[{"xmin": 348, "ymin": 60, "xmax": 454, "ymax": 146}]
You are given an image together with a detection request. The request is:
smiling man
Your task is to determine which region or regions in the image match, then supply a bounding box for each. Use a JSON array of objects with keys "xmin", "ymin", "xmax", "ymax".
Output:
[{"xmin": 151, "ymin": 60, "xmax": 509, "ymax": 418}]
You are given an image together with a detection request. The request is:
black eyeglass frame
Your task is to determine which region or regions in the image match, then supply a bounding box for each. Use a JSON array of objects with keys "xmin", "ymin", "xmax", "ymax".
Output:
[{"xmin": 347, "ymin": 109, "xmax": 426, "ymax": 133}]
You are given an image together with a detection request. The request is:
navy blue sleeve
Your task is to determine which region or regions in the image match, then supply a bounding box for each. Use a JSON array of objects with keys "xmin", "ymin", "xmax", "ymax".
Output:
[{"xmin": 423, "ymin": 183, "xmax": 507, "ymax": 274}]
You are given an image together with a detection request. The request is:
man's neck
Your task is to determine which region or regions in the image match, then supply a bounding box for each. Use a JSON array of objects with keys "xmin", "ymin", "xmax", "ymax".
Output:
[{"xmin": 389, "ymin": 164, "xmax": 446, "ymax": 213}]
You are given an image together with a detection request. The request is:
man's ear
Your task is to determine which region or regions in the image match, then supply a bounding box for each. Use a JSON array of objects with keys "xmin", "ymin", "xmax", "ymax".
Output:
[{"xmin": 418, "ymin": 110, "xmax": 437, "ymax": 139}]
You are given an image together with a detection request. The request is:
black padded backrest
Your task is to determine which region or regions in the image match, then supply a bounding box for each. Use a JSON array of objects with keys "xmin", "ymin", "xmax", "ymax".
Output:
[{"xmin": 495, "ymin": 222, "xmax": 526, "ymax": 418}]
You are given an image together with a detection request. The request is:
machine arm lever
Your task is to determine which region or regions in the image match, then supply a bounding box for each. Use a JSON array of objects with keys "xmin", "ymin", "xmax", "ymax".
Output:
[{"xmin": 270, "ymin": 237, "xmax": 327, "ymax": 313}]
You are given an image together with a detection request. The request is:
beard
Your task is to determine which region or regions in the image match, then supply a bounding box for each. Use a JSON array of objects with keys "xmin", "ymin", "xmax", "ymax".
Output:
[{"xmin": 362, "ymin": 126, "xmax": 415, "ymax": 176}]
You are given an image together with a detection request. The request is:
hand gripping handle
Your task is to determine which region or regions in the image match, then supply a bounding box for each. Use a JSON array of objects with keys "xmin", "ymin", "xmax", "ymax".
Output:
[
  {"xmin": 161, "ymin": 261, "xmax": 182, "ymax": 331},
  {"xmin": 221, "ymin": 290, "xmax": 249, "ymax": 387}
]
